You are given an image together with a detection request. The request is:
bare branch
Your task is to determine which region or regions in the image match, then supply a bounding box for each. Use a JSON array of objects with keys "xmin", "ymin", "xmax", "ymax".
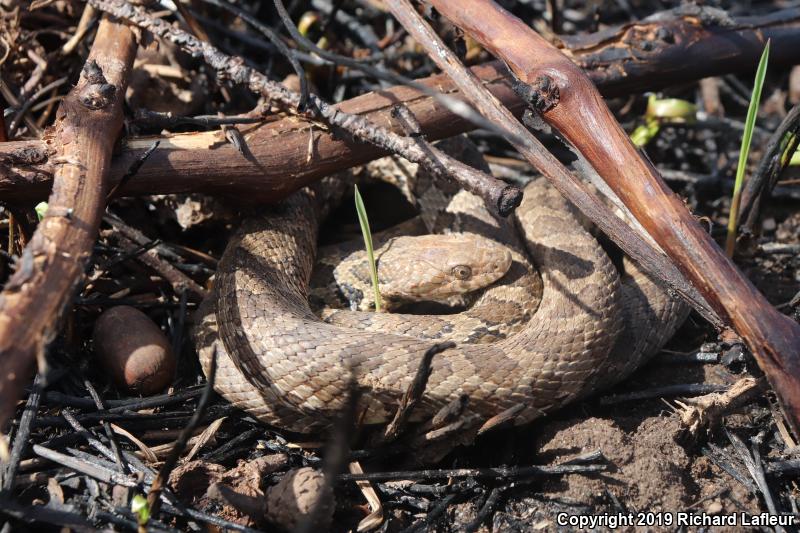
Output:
[{"xmin": 0, "ymin": 18, "xmax": 138, "ymax": 431}]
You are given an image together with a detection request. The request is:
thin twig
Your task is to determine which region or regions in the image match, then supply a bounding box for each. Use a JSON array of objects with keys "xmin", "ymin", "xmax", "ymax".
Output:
[
  {"xmin": 739, "ymin": 104, "xmax": 800, "ymax": 232},
  {"xmin": 103, "ymin": 213, "xmax": 206, "ymax": 301},
  {"xmin": 599, "ymin": 383, "xmax": 729, "ymax": 405},
  {"xmin": 8, "ymin": 76, "xmax": 69, "ymax": 135},
  {"xmin": 199, "ymin": 0, "xmax": 310, "ymax": 109},
  {"xmin": 131, "ymin": 110, "xmax": 262, "ymax": 131},
  {"xmin": 32, "ymin": 444, "xmax": 138, "ymax": 487},
  {"xmin": 106, "ymin": 140, "xmax": 159, "ymax": 199},
  {"xmin": 384, "ymin": 342, "xmax": 454, "ymax": 443},
  {"xmin": 0, "ymin": 374, "xmax": 44, "ymax": 493}
]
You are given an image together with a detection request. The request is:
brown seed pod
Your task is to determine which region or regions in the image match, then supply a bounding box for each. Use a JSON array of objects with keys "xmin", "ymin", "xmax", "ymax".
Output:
[{"xmin": 92, "ymin": 305, "xmax": 176, "ymax": 395}]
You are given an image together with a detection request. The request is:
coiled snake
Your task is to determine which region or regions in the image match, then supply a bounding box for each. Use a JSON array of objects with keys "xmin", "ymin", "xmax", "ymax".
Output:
[{"xmin": 194, "ymin": 139, "xmax": 688, "ymax": 436}]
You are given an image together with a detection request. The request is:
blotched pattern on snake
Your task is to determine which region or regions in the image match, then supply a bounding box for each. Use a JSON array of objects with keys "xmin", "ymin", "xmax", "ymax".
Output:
[{"xmin": 194, "ymin": 138, "xmax": 688, "ymax": 436}]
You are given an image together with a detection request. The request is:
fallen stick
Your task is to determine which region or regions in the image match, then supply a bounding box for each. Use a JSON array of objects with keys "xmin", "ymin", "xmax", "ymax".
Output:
[
  {"xmin": 1, "ymin": 7, "xmax": 798, "ymax": 202},
  {"xmin": 0, "ymin": 18, "xmax": 138, "ymax": 430},
  {"xmin": 0, "ymin": 62, "xmax": 519, "ymax": 202},
  {"xmin": 428, "ymin": 0, "xmax": 800, "ymax": 435}
]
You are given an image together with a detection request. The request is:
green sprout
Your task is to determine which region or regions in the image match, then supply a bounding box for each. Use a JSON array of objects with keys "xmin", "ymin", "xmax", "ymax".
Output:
[
  {"xmin": 34, "ymin": 201, "xmax": 48, "ymax": 221},
  {"xmin": 725, "ymin": 40, "xmax": 770, "ymax": 257},
  {"xmin": 630, "ymin": 118, "xmax": 660, "ymax": 147},
  {"xmin": 354, "ymin": 184, "xmax": 382, "ymax": 313},
  {"xmin": 630, "ymin": 94, "xmax": 698, "ymax": 147},
  {"xmin": 131, "ymin": 493, "xmax": 150, "ymax": 525}
]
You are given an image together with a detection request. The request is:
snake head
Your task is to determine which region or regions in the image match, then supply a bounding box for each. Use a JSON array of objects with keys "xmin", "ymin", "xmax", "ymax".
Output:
[{"xmin": 334, "ymin": 233, "xmax": 512, "ymax": 311}]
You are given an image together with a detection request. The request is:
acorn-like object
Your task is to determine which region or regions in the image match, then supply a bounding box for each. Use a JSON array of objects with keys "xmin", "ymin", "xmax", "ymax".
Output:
[{"xmin": 93, "ymin": 306, "xmax": 176, "ymax": 395}]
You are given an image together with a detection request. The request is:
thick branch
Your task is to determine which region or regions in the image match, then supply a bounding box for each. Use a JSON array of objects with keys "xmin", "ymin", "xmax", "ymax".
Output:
[
  {"xmin": 2, "ymin": 8, "xmax": 799, "ymax": 202},
  {"xmin": 429, "ymin": 0, "xmax": 800, "ymax": 435},
  {"xmin": 0, "ymin": 19, "xmax": 137, "ymax": 430}
]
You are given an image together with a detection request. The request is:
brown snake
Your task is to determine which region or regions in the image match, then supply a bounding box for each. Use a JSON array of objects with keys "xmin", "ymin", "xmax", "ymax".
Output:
[{"xmin": 194, "ymin": 142, "xmax": 688, "ymax": 435}]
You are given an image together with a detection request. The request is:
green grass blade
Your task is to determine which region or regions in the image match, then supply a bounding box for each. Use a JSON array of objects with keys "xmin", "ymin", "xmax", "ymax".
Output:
[
  {"xmin": 354, "ymin": 184, "xmax": 382, "ymax": 312},
  {"xmin": 725, "ymin": 40, "xmax": 770, "ymax": 257}
]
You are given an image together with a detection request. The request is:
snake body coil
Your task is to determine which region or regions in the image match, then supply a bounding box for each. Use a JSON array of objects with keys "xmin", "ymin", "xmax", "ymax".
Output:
[{"xmin": 195, "ymin": 145, "xmax": 687, "ymax": 435}]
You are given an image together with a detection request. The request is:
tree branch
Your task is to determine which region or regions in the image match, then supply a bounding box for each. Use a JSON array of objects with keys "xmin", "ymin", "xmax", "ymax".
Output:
[
  {"xmin": 85, "ymin": 0, "xmax": 521, "ymax": 216},
  {"xmin": 561, "ymin": 6, "xmax": 800, "ymax": 96},
  {"xmin": 0, "ymin": 18, "xmax": 138, "ymax": 430}
]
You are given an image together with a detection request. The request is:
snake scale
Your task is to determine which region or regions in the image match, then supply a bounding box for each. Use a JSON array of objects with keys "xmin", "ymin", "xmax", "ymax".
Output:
[{"xmin": 194, "ymin": 138, "xmax": 688, "ymax": 436}]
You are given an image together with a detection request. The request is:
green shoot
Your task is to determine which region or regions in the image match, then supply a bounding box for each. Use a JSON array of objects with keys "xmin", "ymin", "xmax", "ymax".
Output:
[
  {"xmin": 630, "ymin": 94, "xmax": 697, "ymax": 147},
  {"xmin": 725, "ymin": 40, "xmax": 770, "ymax": 257},
  {"xmin": 646, "ymin": 95, "xmax": 697, "ymax": 121},
  {"xmin": 630, "ymin": 118, "xmax": 660, "ymax": 147},
  {"xmin": 131, "ymin": 494, "xmax": 150, "ymax": 525},
  {"xmin": 354, "ymin": 184, "xmax": 382, "ymax": 313},
  {"xmin": 34, "ymin": 201, "xmax": 48, "ymax": 221}
]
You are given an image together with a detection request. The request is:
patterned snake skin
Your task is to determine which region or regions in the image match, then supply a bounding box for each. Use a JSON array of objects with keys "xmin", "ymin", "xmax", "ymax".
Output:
[{"xmin": 194, "ymin": 142, "xmax": 688, "ymax": 435}]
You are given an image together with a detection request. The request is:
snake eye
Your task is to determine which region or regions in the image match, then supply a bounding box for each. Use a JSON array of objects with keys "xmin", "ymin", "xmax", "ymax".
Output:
[{"xmin": 451, "ymin": 265, "xmax": 472, "ymax": 280}]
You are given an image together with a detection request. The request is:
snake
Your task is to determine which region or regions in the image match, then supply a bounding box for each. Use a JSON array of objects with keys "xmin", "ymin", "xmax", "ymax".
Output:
[{"xmin": 194, "ymin": 138, "xmax": 688, "ymax": 436}]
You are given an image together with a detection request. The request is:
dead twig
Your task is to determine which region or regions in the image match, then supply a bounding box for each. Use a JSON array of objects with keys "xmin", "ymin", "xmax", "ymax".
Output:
[
  {"xmin": 739, "ymin": 104, "xmax": 800, "ymax": 233},
  {"xmin": 726, "ymin": 429, "xmax": 784, "ymax": 527},
  {"xmin": 143, "ymin": 350, "xmax": 217, "ymax": 531},
  {"xmin": 383, "ymin": 341, "xmax": 454, "ymax": 443},
  {"xmin": 676, "ymin": 377, "xmax": 766, "ymax": 436},
  {"xmin": 338, "ymin": 462, "xmax": 606, "ymax": 483},
  {"xmin": 0, "ymin": 17, "xmax": 138, "ymax": 433},
  {"xmin": 561, "ymin": 6, "xmax": 800, "ymax": 96},
  {"xmin": 104, "ymin": 213, "xmax": 206, "ymax": 301},
  {"xmin": 62, "ymin": 4, "xmax": 98, "ymax": 55},
  {"xmin": 0, "ymin": 374, "xmax": 44, "ymax": 493},
  {"xmin": 600, "ymin": 383, "xmax": 730, "ymax": 405}
]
